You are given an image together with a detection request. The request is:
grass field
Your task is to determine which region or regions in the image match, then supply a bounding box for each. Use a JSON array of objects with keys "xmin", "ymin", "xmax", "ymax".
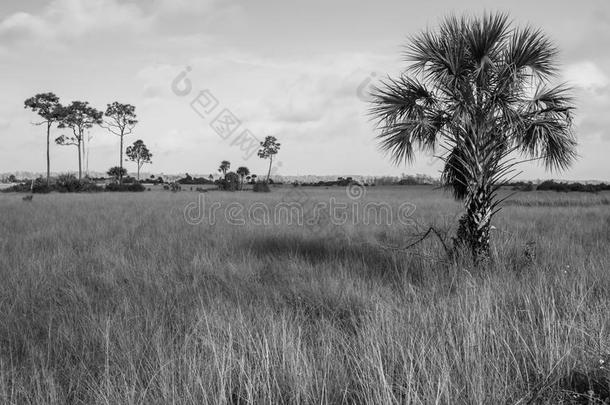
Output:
[{"xmin": 1, "ymin": 186, "xmax": 608, "ymax": 404}]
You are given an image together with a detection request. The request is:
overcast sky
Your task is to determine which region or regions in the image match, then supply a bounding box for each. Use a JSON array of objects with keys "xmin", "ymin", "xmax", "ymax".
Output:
[{"xmin": 1, "ymin": 0, "xmax": 608, "ymax": 180}]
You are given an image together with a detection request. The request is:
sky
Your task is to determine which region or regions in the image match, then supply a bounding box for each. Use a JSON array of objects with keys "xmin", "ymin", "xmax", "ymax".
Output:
[{"xmin": 0, "ymin": 0, "xmax": 609, "ymax": 180}]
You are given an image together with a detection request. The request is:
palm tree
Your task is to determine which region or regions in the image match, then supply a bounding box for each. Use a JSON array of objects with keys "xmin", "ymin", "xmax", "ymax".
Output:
[
  {"xmin": 236, "ymin": 166, "xmax": 250, "ymax": 190},
  {"xmin": 370, "ymin": 13, "xmax": 576, "ymax": 260},
  {"xmin": 107, "ymin": 166, "xmax": 127, "ymax": 182},
  {"xmin": 218, "ymin": 160, "xmax": 230, "ymax": 179}
]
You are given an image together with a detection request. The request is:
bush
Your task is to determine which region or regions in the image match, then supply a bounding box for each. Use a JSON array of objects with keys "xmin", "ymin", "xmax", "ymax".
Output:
[
  {"xmin": 177, "ymin": 173, "xmax": 214, "ymax": 185},
  {"xmin": 105, "ymin": 183, "xmax": 145, "ymax": 192},
  {"xmin": 2, "ymin": 179, "xmax": 50, "ymax": 193},
  {"xmin": 55, "ymin": 174, "xmax": 104, "ymax": 193},
  {"xmin": 216, "ymin": 172, "xmax": 240, "ymax": 191},
  {"xmin": 253, "ymin": 181, "xmax": 271, "ymax": 193},
  {"xmin": 77, "ymin": 182, "xmax": 104, "ymax": 193},
  {"xmin": 510, "ymin": 181, "xmax": 535, "ymax": 192},
  {"xmin": 2, "ymin": 176, "xmax": 103, "ymax": 193}
]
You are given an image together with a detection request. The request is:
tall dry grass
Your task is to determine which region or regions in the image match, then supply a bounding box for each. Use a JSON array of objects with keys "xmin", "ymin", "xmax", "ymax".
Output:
[{"xmin": 0, "ymin": 187, "xmax": 608, "ymax": 404}]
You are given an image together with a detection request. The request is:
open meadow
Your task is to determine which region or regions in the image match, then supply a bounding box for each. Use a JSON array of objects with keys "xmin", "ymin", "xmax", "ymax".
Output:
[{"xmin": 0, "ymin": 186, "xmax": 608, "ymax": 404}]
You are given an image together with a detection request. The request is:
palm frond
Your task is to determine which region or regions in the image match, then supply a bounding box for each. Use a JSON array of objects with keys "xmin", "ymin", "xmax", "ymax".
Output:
[
  {"xmin": 506, "ymin": 26, "xmax": 558, "ymax": 80},
  {"xmin": 405, "ymin": 14, "xmax": 469, "ymax": 86},
  {"xmin": 370, "ymin": 76, "xmax": 444, "ymax": 164},
  {"xmin": 464, "ymin": 12, "xmax": 511, "ymax": 74},
  {"xmin": 519, "ymin": 84, "xmax": 576, "ymax": 170},
  {"xmin": 441, "ymin": 144, "xmax": 470, "ymax": 199}
]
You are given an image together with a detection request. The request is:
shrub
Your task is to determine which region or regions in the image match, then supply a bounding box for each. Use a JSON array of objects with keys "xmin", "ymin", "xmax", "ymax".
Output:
[
  {"xmin": 511, "ymin": 181, "xmax": 535, "ymax": 191},
  {"xmin": 2, "ymin": 179, "xmax": 51, "ymax": 193},
  {"xmin": 1, "ymin": 175, "xmax": 104, "ymax": 193},
  {"xmin": 54, "ymin": 174, "xmax": 104, "ymax": 193},
  {"xmin": 130, "ymin": 183, "xmax": 145, "ymax": 192},
  {"xmin": 216, "ymin": 172, "xmax": 240, "ymax": 191},
  {"xmin": 105, "ymin": 183, "xmax": 145, "ymax": 192},
  {"xmin": 78, "ymin": 182, "xmax": 104, "ymax": 193},
  {"xmin": 107, "ymin": 166, "xmax": 127, "ymax": 181},
  {"xmin": 253, "ymin": 181, "xmax": 271, "ymax": 193},
  {"xmin": 177, "ymin": 173, "xmax": 214, "ymax": 185}
]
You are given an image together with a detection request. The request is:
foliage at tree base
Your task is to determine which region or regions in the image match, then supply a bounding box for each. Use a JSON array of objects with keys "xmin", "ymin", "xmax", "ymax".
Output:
[
  {"xmin": 253, "ymin": 181, "xmax": 271, "ymax": 192},
  {"xmin": 177, "ymin": 173, "xmax": 214, "ymax": 185},
  {"xmin": 105, "ymin": 183, "xmax": 146, "ymax": 192},
  {"xmin": 216, "ymin": 172, "xmax": 240, "ymax": 191},
  {"xmin": 1, "ymin": 177, "xmax": 149, "ymax": 193},
  {"xmin": 2, "ymin": 177, "xmax": 104, "ymax": 193}
]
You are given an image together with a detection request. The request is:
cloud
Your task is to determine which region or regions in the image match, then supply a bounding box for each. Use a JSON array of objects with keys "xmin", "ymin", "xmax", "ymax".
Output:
[
  {"xmin": 0, "ymin": 117, "xmax": 10, "ymax": 130},
  {"xmin": 130, "ymin": 50, "xmax": 388, "ymax": 175},
  {"xmin": 561, "ymin": 6, "xmax": 610, "ymax": 66},
  {"xmin": 564, "ymin": 61, "xmax": 609, "ymax": 92},
  {"xmin": 0, "ymin": 0, "xmax": 150, "ymax": 45},
  {"xmin": 571, "ymin": 82, "xmax": 610, "ymax": 141},
  {"xmin": 0, "ymin": 12, "xmax": 47, "ymax": 41},
  {"xmin": 151, "ymin": 0, "xmax": 238, "ymax": 19},
  {"xmin": 134, "ymin": 0, "xmax": 244, "ymax": 37},
  {"xmin": 0, "ymin": 0, "xmax": 239, "ymax": 48},
  {"xmin": 558, "ymin": 61, "xmax": 610, "ymax": 142}
]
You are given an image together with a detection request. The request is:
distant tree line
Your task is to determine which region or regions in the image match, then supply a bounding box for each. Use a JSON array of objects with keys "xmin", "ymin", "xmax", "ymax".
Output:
[
  {"xmin": 291, "ymin": 175, "xmax": 437, "ymax": 187},
  {"xmin": 2, "ymin": 174, "xmax": 145, "ymax": 194},
  {"xmin": 511, "ymin": 180, "xmax": 610, "ymax": 193},
  {"xmin": 206, "ymin": 136, "xmax": 282, "ymax": 192}
]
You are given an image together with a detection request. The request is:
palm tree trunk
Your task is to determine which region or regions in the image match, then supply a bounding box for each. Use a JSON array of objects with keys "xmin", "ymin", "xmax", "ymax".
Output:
[
  {"xmin": 456, "ymin": 185, "xmax": 492, "ymax": 261},
  {"xmin": 46, "ymin": 122, "xmax": 51, "ymax": 187}
]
